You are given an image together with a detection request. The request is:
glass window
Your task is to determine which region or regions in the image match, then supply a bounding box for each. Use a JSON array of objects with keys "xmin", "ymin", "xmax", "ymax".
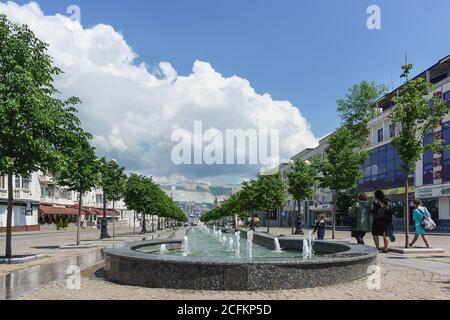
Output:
[
  {"xmin": 22, "ymin": 176, "xmax": 31, "ymax": 190},
  {"xmin": 15, "ymin": 176, "xmax": 21, "ymax": 189},
  {"xmin": 377, "ymin": 128, "xmax": 384, "ymax": 142},
  {"xmin": 444, "ymin": 91, "xmax": 450, "ymax": 108},
  {"xmin": 443, "ymin": 122, "xmax": 450, "ymax": 144},
  {"xmin": 389, "ymin": 124, "xmax": 396, "ymax": 138},
  {"xmin": 386, "ymin": 144, "xmax": 395, "ymax": 160}
]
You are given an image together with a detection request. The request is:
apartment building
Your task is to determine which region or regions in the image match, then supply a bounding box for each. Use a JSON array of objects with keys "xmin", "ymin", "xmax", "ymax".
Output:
[
  {"xmin": 1, "ymin": 172, "xmax": 130, "ymax": 232},
  {"xmin": 360, "ymin": 55, "xmax": 450, "ymax": 227},
  {"xmin": 0, "ymin": 173, "xmax": 40, "ymax": 232}
]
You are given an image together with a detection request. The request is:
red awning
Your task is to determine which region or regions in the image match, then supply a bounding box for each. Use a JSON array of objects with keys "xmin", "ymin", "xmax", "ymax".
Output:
[
  {"xmin": 89, "ymin": 208, "xmax": 120, "ymax": 217},
  {"xmin": 39, "ymin": 205, "xmax": 120, "ymax": 217},
  {"xmin": 38, "ymin": 205, "xmax": 91, "ymax": 216}
]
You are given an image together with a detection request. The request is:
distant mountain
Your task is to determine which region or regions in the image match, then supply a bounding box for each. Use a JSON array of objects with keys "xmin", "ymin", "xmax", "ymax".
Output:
[{"xmin": 160, "ymin": 181, "xmax": 240, "ymax": 204}]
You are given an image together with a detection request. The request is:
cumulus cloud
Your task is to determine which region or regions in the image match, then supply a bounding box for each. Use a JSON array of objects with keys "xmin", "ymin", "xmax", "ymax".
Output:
[{"xmin": 0, "ymin": 1, "xmax": 318, "ymax": 184}]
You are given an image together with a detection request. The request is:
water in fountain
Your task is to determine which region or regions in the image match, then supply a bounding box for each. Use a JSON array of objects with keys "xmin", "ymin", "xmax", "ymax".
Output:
[
  {"xmin": 228, "ymin": 237, "xmax": 234, "ymax": 251},
  {"xmin": 183, "ymin": 236, "xmax": 190, "ymax": 255},
  {"xmin": 247, "ymin": 230, "xmax": 254, "ymax": 259},
  {"xmin": 222, "ymin": 235, "xmax": 227, "ymax": 245},
  {"xmin": 235, "ymin": 231, "xmax": 241, "ymax": 258},
  {"xmin": 274, "ymin": 238, "xmax": 283, "ymax": 253},
  {"xmin": 160, "ymin": 244, "xmax": 168, "ymax": 255},
  {"xmin": 308, "ymin": 231, "xmax": 314, "ymax": 257},
  {"xmin": 302, "ymin": 239, "xmax": 311, "ymax": 259}
]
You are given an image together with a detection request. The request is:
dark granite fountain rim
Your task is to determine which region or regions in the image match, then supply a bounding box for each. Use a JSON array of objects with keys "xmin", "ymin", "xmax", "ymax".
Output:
[{"xmin": 105, "ymin": 238, "xmax": 378, "ymax": 266}]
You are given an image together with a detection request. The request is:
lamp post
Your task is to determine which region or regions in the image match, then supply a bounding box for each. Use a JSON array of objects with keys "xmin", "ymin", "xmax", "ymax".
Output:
[{"xmin": 99, "ymin": 158, "xmax": 110, "ymax": 240}]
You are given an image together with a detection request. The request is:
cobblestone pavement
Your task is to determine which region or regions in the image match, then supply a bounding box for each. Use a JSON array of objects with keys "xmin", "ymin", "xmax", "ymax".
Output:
[
  {"xmin": 18, "ymin": 262, "xmax": 450, "ymax": 300},
  {"xmin": 10, "ymin": 227, "xmax": 450, "ymax": 300},
  {"xmin": 0, "ymin": 226, "xmax": 173, "ymax": 277}
]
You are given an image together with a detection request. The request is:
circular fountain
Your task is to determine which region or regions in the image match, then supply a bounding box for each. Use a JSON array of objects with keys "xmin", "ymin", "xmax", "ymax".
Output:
[{"xmin": 104, "ymin": 224, "xmax": 377, "ymax": 290}]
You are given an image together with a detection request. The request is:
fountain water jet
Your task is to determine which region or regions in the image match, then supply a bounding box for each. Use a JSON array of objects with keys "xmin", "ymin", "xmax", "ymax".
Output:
[
  {"xmin": 274, "ymin": 238, "xmax": 283, "ymax": 253},
  {"xmin": 183, "ymin": 236, "xmax": 190, "ymax": 255},
  {"xmin": 235, "ymin": 232, "xmax": 241, "ymax": 258},
  {"xmin": 228, "ymin": 237, "xmax": 234, "ymax": 251},
  {"xmin": 160, "ymin": 244, "xmax": 168, "ymax": 255},
  {"xmin": 247, "ymin": 230, "xmax": 254, "ymax": 259}
]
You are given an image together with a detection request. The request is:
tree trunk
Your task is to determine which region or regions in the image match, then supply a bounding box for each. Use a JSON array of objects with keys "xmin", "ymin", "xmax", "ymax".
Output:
[
  {"xmin": 77, "ymin": 192, "xmax": 82, "ymax": 246},
  {"xmin": 133, "ymin": 210, "xmax": 136, "ymax": 234},
  {"xmin": 332, "ymin": 191, "xmax": 336, "ymax": 240},
  {"xmin": 266, "ymin": 209, "xmax": 270, "ymax": 233},
  {"xmin": 404, "ymin": 167, "xmax": 410, "ymax": 248},
  {"xmin": 141, "ymin": 213, "xmax": 147, "ymax": 233},
  {"xmin": 152, "ymin": 215, "xmax": 155, "ymax": 233},
  {"xmin": 5, "ymin": 171, "xmax": 14, "ymax": 259},
  {"xmin": 112, "ymin": 199, "xmax": 115, "ymax": 239},
  {"xmin": 291, "ymin": 209, "xmax": 295, "ymax": 235}
]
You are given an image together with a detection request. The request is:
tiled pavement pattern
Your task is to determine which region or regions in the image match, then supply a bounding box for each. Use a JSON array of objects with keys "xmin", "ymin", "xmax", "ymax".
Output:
[{"xmin": 15, "ymin": 227, "xmax": 450, "ymax": 300}]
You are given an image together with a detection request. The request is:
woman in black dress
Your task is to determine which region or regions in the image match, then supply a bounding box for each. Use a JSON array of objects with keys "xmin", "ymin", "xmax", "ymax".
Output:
[{"xmin": 371, "ymin": 190, "xmax": 393, "ymax": 253}]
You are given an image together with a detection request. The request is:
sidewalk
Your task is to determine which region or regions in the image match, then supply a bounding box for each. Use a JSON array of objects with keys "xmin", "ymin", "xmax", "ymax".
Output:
[{"xmin": 0, "ymin": 226, "xmax": 175, "ymax": 277}]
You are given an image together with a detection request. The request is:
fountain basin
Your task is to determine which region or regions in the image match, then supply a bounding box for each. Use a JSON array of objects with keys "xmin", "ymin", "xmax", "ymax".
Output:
[{"xmin": 104, "ymin": 232, "xmax": 377, "ymax": 290}]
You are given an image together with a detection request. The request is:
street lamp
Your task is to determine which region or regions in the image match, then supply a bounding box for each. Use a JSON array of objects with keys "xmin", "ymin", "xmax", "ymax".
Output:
[{"xmin": 98, "ymin": 158, "xmax": 110, "ymax": 240}]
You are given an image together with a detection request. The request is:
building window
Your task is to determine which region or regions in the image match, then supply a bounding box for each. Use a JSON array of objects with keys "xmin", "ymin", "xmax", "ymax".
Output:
[
  {"xmin": 389, "ymin": 124, "xmax": 396, "ymax": 138},
  {"xmin": 15, "ymin": 176, "xmax": 21, "ymax": 189},
  {"xmin": 359, "ymin": 143, "xmax": 414, "ymax": 192},
  {"xmin": 377, "ymin": 128, "xmax": 384, "ymax": 143},
  {"xmin": 443, "ymin": 122, "xmax": 450, "ymax": 183},
  {"xmin": 0, "ymin": 176, "xmax": 5, "ymax": 189},
  {"xmin": 444, "ymin": 91, "xmax": 450, "ymax": 108},
  {"xmin": 22, "ymin": 176, "xmax": 31, "ymax": 190}
]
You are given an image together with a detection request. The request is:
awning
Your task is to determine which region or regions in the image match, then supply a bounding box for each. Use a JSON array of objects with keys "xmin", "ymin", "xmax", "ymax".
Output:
[
  {"xmin": 89, "ymin": 208, "xmax": 120, "ymax": 217},
  {"xmin": 39, "ymin": 205, "xmax": 121, "ymax": 217},
  {"xmin": 38, "ymin": 205, "xmax": 91, "ymax": 216}
]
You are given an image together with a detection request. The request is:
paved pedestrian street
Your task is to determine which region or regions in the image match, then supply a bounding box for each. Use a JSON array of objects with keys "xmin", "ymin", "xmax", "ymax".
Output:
[{"xmin": 9, "ymin": 228, "xmax": 450, "ymax": 300}]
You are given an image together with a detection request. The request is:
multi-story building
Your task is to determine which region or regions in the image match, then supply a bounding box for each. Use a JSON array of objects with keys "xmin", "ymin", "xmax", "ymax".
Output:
[
  {"xmin": 1, "ymin": 171, "xmax": 132, "ymax": 233},
  {"xmin": 0, "ymin": 173, "xmax": 40, "ymax": 232},
  {"xmin": 360, "ymin": 55, "xmax": 450, "ymax": 228}
]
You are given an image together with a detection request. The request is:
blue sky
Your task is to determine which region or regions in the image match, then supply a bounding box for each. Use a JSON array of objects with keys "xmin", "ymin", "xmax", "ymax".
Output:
[
  {"xmin": 2, "ymin": 0, "xmax": 449, "ymax": 185},
  {"xmin": 11, "ymin": 0, "xmax": 450, "ymax": 138}
]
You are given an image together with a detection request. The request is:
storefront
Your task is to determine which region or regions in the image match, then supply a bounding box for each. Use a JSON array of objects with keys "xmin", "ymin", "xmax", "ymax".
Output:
[{"xmin": 0, "ymin": 200, "xmax": 40, "ymax": 232}]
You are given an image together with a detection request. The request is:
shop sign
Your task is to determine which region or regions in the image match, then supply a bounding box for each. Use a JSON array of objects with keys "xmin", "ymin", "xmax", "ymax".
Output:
[
  {"xmin": 417, "ymin": 188, "xmax": 433, "ymax": 198},
  {"xmin": 441, "ymin": 188, "xmax": 450, "ymax": 196},
  {"xmin": 365, "ymin": 186, "xmax": 415, "ymax": 198}
]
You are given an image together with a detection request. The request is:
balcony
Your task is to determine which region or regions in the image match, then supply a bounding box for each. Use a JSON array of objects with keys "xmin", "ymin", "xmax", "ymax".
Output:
[{"xmin": 39, "ymin": 175, "xmax": 55, "ymax": 184}]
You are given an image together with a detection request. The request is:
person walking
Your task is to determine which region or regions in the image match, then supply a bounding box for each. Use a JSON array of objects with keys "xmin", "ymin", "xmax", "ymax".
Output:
[
  {"xmin": 371, "ymin": 190, "xmax": 393, "ymax": 253},
  {"xmin": 349, "ymin": 193, "xmax": 372, "ymax": 245},
  {"xmin": 409, "ymin": 199, "xmax": 431, "ymax": 248},
  {"xmin": 312, "ymin": 214, "xmax": 326, "ymax": 240}
]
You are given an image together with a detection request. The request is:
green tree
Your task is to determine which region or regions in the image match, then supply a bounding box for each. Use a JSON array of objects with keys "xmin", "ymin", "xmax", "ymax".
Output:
[
  {"xmin": 0, "ymin": 16, "xmax": 84, "ymax": 258},
  {"xmin": 54, "ymin": 135, "xmax": 101, "ymax": 245},
  {"xmin": 124, "ymin": 174, "xmax": 149, "ymax": 233},
  {"xmin": 337, "ymin": 81, "xmax": 388, "ymax": 144},
  {"xmin": 319, "ymin": 127, "xmax": 368, "ymax": 239},
  {"xmin": 286, "ymin": 159, "xmax": 319, "ymax": 235},
  {"xmin": 390, "ymin": 64, "xmax": 448, "ymax": 247},
  {"xmin": 99, "ymin": 158, "xmax": 127, "ymax": 238},
  {"xmin": 253, "ymin": 172, "xmax": 286, "ymax": 233}
]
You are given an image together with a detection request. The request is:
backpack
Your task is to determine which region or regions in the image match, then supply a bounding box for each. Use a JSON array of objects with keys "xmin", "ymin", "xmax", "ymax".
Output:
[{"xmin": 373, "ymin": 202, "xmax": 387, "ymax": 219}]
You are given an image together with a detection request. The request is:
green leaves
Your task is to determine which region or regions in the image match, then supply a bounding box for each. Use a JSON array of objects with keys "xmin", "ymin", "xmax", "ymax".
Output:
[
  {"xmin": 201, "ymin": 173, "xmax": 286, "ymax": 223},
  {"xmin": 337, "ymin": 81, "xmax": 388, "ymax": 145},
  {"xmin": 319, "ymin": 127, "xmax": 368, "ymax": 213},
  {"xmin": 99, "ymin": 157, "xmax": 127, "ymax": 202},
  {"xmin": 53, "ymin": 134, "xmax": 100, "ymax": 193},
  {"xmin": 390, "ymin": 64, "xmax": 448, "ymax": 171},
  {"xmin": 124, "ymin": 174, "xmax": 187, "ymax": 222},
  {"xmin": 0, "ymin": 14, "xmax": 85, "ymax": 177},
  {"xmin": 287, "ymin": 159, "xmax": 319, "ymax": 205}
]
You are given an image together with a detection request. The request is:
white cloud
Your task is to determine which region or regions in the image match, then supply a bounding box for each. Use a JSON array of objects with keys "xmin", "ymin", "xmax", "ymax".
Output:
[{"xmin": 0, "ymin": 1, "xmax": 318, "ymax": 184}]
